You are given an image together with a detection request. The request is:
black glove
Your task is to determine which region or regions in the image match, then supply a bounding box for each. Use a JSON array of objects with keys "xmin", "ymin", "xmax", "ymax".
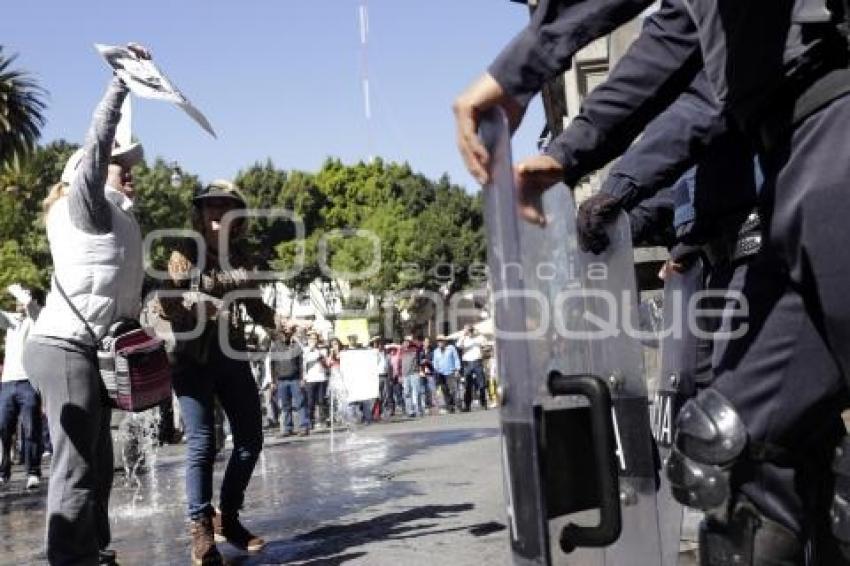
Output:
[
  {"xmin": 669, "ymin": 242, "xmax": 703, "ymax": 269},
  {"xmin": 576, "ymin": 192, "xmax": 624, "ymax": 254}
]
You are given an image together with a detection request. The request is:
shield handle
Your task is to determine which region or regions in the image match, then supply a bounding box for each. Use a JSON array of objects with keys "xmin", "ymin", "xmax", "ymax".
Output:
[{"xmin": 548, "ymin": 371, "xmax": 623, "ymax": 552}]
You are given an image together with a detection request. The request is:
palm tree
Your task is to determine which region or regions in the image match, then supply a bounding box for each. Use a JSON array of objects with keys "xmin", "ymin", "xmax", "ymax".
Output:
[{"xmin": 0, "ymin": 46, "xmax": 47, "ymax": 168}]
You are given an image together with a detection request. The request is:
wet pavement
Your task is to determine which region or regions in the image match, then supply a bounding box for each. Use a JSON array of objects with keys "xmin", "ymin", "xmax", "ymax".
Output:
[
  {"xmin": 0, "ymin": 409, "xmax": 703, "ymax": 565},
  {"xmin": 0, "ymin": 410, "xmax": 509, "ymax": 565}
]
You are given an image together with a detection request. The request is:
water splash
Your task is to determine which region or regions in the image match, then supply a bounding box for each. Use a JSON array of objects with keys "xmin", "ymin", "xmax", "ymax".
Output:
[
  {"xmin": 112, "ymin": 410, "xmax": 163, "ymax": 518},
  {"xmin": 328, "ymin": 368, "xmax": 366, "ymax": 453}
]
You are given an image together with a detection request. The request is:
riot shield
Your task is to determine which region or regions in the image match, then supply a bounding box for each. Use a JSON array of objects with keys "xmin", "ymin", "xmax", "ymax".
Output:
[
  {"xmin": 652, "ymin": 259, "xmax": 704, "ymax": 566},
  {"xmin": 480, "ymin": 108, "xmax": 663, "ymax": 565}
]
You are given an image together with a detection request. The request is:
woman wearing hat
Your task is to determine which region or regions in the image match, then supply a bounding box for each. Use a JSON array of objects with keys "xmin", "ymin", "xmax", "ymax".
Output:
[
  {"xmin": 23, "ymin": 44, "xmax": 149, "ymax": 565},
  {"xmin": 158, "ymin": 180, "xmax": 282, "ymax": 565}
]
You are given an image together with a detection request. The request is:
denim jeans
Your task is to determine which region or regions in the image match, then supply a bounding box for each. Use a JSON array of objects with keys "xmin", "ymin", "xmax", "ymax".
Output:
[
  {"xmin": 378, "ymin": 375, "xmax": 394, "ymax": 416},
  {"xmin": 462, "ymin": 360, "xmax": 487, "ymax": 410},
  {"xmin": 420, "ymin": 374, "xmax": 437, "ymax": 409},
  {"xmin": 436, "ymin": 373, "xmax": 457, "ymax": 411},
  {"xmin": 0, "ymin": 380, "xmax": 43, "ymax": 478},
  {"xmin": 276, "ymin": 377, "xmax": 306, "ymax": 433},
  {"xmin": 24, "ymin": 339, "xmax": 113, "ymax": 565},
  {"xmin": 304, "ymin": 381, "xmax": 327, "ymax": 428},
  {"xmin": 393, "ymin": 378, "xmax": 405, "ymax": 413},
  {"xmin": 403, "ymin": 373, "xmax": 422, "ymax": 417},
  {"xmin": 173, "ymin": 347, "xmax": 263, "ymax": 520}
]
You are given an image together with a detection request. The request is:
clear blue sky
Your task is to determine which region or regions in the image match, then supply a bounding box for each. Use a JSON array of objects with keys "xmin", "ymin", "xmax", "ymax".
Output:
[{"xmin": 1, "ymin": 1, "xmax": 545, "ymax": 193}]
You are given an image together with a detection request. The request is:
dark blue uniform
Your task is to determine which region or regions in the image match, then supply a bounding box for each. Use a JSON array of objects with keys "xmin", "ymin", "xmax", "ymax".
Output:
[{"xmin": 488, "ymin": 0, "xmax": 850, "ymax": 561}]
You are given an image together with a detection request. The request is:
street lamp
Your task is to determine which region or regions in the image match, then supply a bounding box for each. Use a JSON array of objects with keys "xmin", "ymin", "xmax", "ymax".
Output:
[{"xmin": 169, "ymin": 162, "xmax": 183, "ymax": 188}]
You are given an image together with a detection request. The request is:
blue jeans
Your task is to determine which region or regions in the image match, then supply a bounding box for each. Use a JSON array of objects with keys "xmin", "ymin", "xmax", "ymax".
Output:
[
  {"xmin": 462, "ymin": 360, "xmax": 487, "ymax": 410},
  {"xmin": 403, "ymin": 374, "xmax": 422, "ymax": 417},
  {"xmin": 304, "ymin": 381, "xmax": 327, "ymax": 428},
  {"xmin": 420, "ymin": 374, "xmax": 437, "ymax": 408},
  {"xmin": 276, "ymin": 377, "xmax": 306, "ymax": 433},
  {"xmin": 174, "ymin": 348, "xmax": 263, "ymax": 520},
  {"xmin": 393, "ymin": 379, "xmax": 405, "ymax": 413},
  {"xmin": 0, "ymin": 380, "xmax": 43, "ymax": 478}
]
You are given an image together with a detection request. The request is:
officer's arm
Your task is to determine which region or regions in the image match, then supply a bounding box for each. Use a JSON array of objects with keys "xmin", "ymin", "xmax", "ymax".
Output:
[
  {"xmin": 597, "ymin": 72, "xmax": 727, "ymax": 209},
  {"xmin": 456, "ymin": 0, "xmax": 654, "ymax": 184},
  {"xmin": 627, "ymin": 186, "xmax": 677, "ymax": 247},
  {"xmin": 544, "ymin": 0, "xmax": 703, "ymax": 185},
  {"xmin": 489, "ymin": 0, "xmax": 654, "ymax": 108}
]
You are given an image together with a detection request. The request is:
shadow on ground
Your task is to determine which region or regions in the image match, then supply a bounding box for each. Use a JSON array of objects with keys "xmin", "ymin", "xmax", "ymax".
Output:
[{"xmin": 227, "ymin": 503, "xmax": 505, "ymax": 565}]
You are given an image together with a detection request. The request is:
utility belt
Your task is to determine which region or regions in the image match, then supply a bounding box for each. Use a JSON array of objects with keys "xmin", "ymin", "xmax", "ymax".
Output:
[
  {"xmin": 701, "ymin": 210, "xmax": 763, "ymax": 268},
  {"xmin": 758, "ymin": 30, "xmax": 850, "ymax": 153}
]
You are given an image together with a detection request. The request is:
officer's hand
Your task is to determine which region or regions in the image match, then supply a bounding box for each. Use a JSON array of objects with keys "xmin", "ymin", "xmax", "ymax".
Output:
[
  {"xmin": 513, "ymin": 155, "xmax": 564, "ymax": 226},
  {"xmin": 454, "ymin": 73, "xmax": 525, "ymax": 185},
  {"xmin": 658, "ymin": 243, "xmax": 702, "ymax": 280},
  {"xmin": 576, "ymin": 192, "xmax": 623, "ymax": 254},
  {"xmin": 658, "ymin": 260, "xmax": 683, "ymax": 281}
]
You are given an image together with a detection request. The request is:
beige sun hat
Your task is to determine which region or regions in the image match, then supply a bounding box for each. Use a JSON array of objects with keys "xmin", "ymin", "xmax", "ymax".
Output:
[{"xmin": 60, "ymin": 140, "xmax": 145, "ymax": 185}]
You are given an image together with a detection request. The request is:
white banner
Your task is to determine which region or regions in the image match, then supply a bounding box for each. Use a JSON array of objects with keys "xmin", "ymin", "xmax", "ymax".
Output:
[
  {"xmin": 95, "ymin": 43, "xmax": 217, "ymax": 138},
  {"xmin": 339, "ymin": 349, "xmax": 380, "ymax": 403}
]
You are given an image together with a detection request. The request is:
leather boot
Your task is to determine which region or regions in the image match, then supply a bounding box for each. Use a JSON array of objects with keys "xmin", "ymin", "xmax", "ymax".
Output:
[
  {"xmin": 213, "ymin": 510, "xmax": 266, "ymax": 553},
  {"xmin": 190, "ymin": 515, "xmax": 223, "ymax": 565}
]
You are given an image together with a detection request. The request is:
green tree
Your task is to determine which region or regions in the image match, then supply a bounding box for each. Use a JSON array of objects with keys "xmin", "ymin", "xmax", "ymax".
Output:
[
  {"xmin": 0, "ymin": 141, "xmax": 78, "ymax": 290},
  {"xmin": 132, "ymin": 158, "xmax": 197, "ymax": 271},
  {"xmin": 0, "ymin": 47, "xmax": 47, "ymax": 167},
  {"xmin": 270, "ymin": 158, "xmax": 485, "ymax": 297},
  {"xmin": 0, "ymin": 240, "xmax": 41, "ymax": 295},
  {"xmin": 239, "ymin": 162, "xmax": 328, "ymax": 291}
]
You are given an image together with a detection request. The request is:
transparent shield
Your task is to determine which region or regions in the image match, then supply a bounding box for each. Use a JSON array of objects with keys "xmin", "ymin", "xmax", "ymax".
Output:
[
  {"xmin": 481, "ymin": 108, "xmax": 549, "ymax": 565},
  {"xmin": 653, "ymin": 259, "xmax": 704, "ymax": 566},
  {"xmin": 481, "ymin": 108, "xmax": 663, "ymax": 565}
]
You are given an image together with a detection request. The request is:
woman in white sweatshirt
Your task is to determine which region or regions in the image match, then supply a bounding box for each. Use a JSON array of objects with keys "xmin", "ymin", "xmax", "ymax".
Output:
[{"xmin": 24, "ymin": 44, "xmax": 149, "ymax": 566}]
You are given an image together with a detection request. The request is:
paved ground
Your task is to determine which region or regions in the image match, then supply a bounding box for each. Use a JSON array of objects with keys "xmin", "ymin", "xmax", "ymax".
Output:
[
  {"xmin": 0, "ymin": 410, "xmax": 508, "ymax": 565},
  {"xmin": 0, "ymin": 410, "xmax": 700, "ymax": 565}
]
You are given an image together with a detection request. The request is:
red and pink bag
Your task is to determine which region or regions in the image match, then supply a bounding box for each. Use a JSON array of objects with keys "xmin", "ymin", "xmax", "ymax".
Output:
[{"xmin": 55, "ymin": 277, "xmax": 172, "ymax": 412}]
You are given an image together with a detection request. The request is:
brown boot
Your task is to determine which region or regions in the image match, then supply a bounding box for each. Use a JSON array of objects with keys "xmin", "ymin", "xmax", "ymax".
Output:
[
  {"xmin": 190, "ymin": 515, "xmax": 223, "ymax": 565},
  {"xmin": 213, "ymin": 511, "xmax": 266, "ymax": 553}
]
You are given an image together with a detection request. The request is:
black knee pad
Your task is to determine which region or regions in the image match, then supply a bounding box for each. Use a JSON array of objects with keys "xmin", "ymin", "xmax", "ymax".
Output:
[
  {"xmin": 666, "ymin": 389, "xmax": 747, "ymax": 511},
  {"xmin": 666, "ymin": 446, "xmax": 730, "ymax": 510}
]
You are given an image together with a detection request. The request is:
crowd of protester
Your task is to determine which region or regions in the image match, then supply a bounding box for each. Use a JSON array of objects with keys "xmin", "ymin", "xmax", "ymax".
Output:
[
  {"xmin": 256, "ymin": 323, "xmax": 496, "ymax": 436},
  {"xmin": 0, "ymin": 44, "xmax": 497, "ymax": 566}
]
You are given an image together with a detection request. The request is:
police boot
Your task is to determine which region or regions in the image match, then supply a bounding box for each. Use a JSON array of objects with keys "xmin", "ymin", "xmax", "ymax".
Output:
[
  {"xmin": 699, "ymin": 500, "xmax": 802, "ymax": 566},
  {"xmin": 189, "ymin": 515, "xmax": 223, "ymax": 565}
]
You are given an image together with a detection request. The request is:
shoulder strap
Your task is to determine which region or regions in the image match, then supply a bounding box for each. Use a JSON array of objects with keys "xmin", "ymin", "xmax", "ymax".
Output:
[{"xmin": 52, "ymin": 274, "xmax": 103, "ymax": 347}]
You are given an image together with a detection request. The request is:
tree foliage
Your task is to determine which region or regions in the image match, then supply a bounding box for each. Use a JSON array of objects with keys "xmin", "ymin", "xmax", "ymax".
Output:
[
  {"xmin": 259, "ymin": 158, "xmax": 485, "ymax": 295},
  {"xmin": 0, "ymin": 47, "xmax": 47, "ymax": 167},
  {"xmin": 132, "ymin": 158, "xmax": 197, "ymax": 271},
  {"xmin": 0, "ymin": 139, "xmax": 485, "ymax": 305}
]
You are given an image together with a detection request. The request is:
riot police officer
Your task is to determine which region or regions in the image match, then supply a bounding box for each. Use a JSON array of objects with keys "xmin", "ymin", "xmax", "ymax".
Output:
[{"xmin": 456, "ymin": 0, "xmax": 850, "ymax": 562}]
